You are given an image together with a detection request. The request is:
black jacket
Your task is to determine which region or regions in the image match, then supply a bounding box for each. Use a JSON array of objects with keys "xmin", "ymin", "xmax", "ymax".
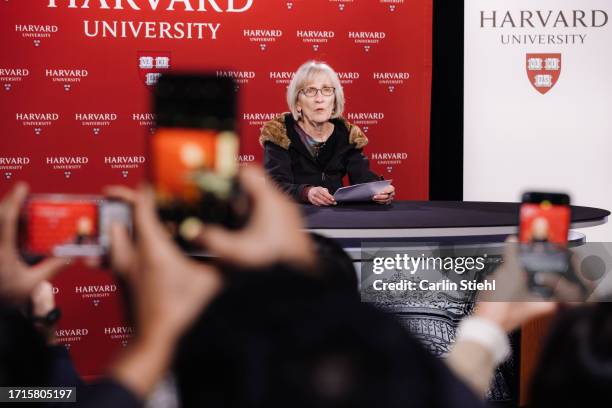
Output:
[{"xmin": 260, "ymin": 113, "xmax": 380, "ymax": 202}]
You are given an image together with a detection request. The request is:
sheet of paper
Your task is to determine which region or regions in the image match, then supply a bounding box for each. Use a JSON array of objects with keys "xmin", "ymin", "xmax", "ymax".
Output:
[{"xmin": 333, "ymin": 180, "xmax": 392, "ymax": 203}]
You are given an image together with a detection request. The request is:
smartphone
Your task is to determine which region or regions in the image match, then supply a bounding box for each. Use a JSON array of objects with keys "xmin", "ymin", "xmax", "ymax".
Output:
[
  {"xmin": 20, "ymin": 194, "xmax": 132, "ymax": 260},
  {"xmin": 519, "ymin": 192, "xmax": 570, "ymax": 245},
  {"xmin": 519, "ymin": 192, "xmax": 572, "ymax": 296},
  {"xmin": 150, "ymin": 74, "xmax": 249, "ymax": 245}
]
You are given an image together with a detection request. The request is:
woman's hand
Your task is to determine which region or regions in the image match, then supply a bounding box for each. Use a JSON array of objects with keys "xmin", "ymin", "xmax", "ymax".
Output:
[
  {"xmin": 307, "ymin": 186, "xmax": 336, "ymax": 206},
  {"xmin": 372, "ymin": 184, "xmax": 395, "ymax": 205}
]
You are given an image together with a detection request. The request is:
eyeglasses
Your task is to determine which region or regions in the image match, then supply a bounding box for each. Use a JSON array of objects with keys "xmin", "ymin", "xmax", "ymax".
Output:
[{"xmin": 300, "ymin": 86, "xmax": 335, "ymax": 97}]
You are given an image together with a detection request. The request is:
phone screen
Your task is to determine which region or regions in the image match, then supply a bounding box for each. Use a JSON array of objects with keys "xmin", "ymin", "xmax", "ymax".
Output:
[
  {"xmin": 519, "ymin": 192, "xmax": 572, "ymax": 296},
  {"xmin": 22, "ymin": 196, "xmax": 99, "ymax": 257},
  {"xmin": 21, "ymin": 195, "xmax": 132, "ymax": 259},
  {"xmin": 151, "ymin": 128, "xmax": 238, "ymax": 204},
  {"xmin": 150, "ymin": 73, "xmax": 247, "ymax": 234},
  {"xmin": 519, "ymin": 193, "xmax": 570, "ymax": 245}
]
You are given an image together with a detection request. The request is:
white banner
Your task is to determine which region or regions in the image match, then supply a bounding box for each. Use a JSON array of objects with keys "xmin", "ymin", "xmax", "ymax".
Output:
[{"xmin": 464, "ymin": 0, "xmax": 612, "ymax": 241}]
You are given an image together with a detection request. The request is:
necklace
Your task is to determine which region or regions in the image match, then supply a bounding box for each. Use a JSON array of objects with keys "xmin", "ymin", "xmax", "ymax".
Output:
[{"xmin": 294, "ymin": 123, "xmax": 329, "ymax": 158}]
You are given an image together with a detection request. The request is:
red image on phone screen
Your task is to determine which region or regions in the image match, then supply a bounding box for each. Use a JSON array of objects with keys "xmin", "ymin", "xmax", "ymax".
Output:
[
  {"xmin": 151, "ymin": 128, "xmax": 218, "ymax": 203},
  {"xmin": 151, "ymin": 128, "xmax": 238, "ymax": 203},
  {"xmin": 519, "ymin": 201, "xmax": 570, "ymax": 245},
  {"xmin": 23, "ymin": 199, "xmax": 99, "ymax": 255}
]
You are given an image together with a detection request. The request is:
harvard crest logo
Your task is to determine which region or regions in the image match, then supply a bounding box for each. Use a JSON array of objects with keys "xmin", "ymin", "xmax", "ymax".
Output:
[
  {"xmin": 526, "ymin": 53, "xmax": 561, "ymax": 94},
  {"xmin": 137, "ymin": 51, "xmax": 171, "ymax": 88}
]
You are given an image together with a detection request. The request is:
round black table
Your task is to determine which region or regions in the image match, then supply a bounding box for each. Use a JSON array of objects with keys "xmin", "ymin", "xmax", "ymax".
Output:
[{"xmin": 302, "ymin": 201, "xmax": 609, "ymax": 238}]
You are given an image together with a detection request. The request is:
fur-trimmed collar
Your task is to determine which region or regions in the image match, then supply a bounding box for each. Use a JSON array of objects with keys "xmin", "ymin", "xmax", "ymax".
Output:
[{"xmin": 259, "ymin": 112, "xmax": 368, "ymax": 150}]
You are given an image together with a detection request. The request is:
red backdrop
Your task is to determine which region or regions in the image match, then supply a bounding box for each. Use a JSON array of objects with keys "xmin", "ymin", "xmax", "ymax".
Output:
[{"xmin": 0, "ymin": 0, "xmax": 432, "ymax": 377}]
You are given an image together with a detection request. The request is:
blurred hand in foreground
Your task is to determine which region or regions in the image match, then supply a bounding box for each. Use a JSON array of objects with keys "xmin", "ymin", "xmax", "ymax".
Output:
[
  {"xmin": 103, "ymin": 165, "xmax": 314, "ymax": 398},
  {"xmin": 475, "ymin": 236, "xmax": 589, "ymax": 332},
  {"xmin": 105, "ymin": 184, "xmax": 222, "ymax": 340},
  {"xmin": 0, "ymin": 183, "xmax": 69, "ymax": 305},
  {"xmin": 104, "ymin": 183, "xmax": 223, "ymax": 399},
  {"xmin": 189, "ymin": 166, "xmax": 316, "ymax": 270}
]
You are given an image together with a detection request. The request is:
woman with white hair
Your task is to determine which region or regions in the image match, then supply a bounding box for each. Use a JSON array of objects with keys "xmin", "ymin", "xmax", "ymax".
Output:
[{"xmin": 259, "ymin": 60, "xmax": 395, "ymax": 206}]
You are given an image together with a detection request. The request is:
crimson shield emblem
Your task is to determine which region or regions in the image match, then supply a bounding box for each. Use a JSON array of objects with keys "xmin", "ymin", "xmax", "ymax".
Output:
[
  {"xmin": 137, "ymin": 51, "xmax": 171, "ymax": 88},
  {"xmin": 526, "ymin": 53, "xmax": 561, "ymax": 94}
]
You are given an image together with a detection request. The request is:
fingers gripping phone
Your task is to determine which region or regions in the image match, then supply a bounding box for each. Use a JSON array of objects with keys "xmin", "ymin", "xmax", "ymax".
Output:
[
  {"xmin": 519, "ymin": 192, "xmax": 573, "ymax": 297},
  {"xmin": 150, "ymin": 74, "xmax": 250, "ymax": 245}
]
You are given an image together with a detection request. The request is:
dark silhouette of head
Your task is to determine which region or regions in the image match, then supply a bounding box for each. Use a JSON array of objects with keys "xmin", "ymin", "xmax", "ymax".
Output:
[
  {"xmin": 174, "ymin": 269, "xmax": 479, "ymax": 408},
  {"xmin": 309, "ymin": 233, "xmax": 358, "ymax": 296},
  {"xmin": 529, "ymin": 304, "xmax": 612, "ymax": 407}
]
